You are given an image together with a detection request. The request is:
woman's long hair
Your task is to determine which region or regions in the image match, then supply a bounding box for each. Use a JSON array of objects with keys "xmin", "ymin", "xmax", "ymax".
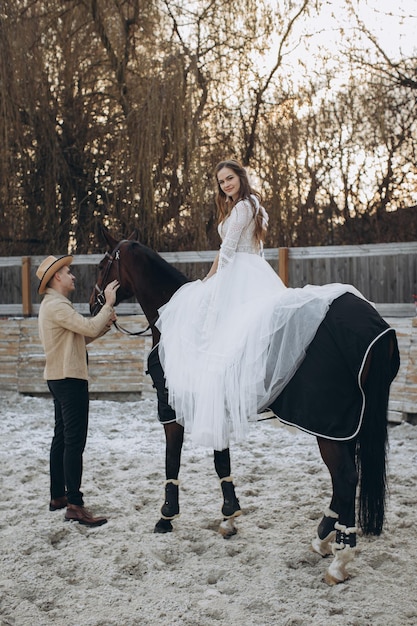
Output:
[{"xmin": 214, "ymin": 159, "xmax": 267, "ymax": 243}]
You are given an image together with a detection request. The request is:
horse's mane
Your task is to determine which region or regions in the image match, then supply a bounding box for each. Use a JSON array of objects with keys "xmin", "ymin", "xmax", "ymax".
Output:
[{"xmin": 129, "ymin": 240, "xmax": 190, "ymax": 288}]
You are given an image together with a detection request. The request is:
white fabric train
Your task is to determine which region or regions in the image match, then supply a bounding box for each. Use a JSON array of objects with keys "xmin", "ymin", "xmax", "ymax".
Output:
[{"xmin": 156, "ymin": 197, "xmax": 366, "ymax": 450}]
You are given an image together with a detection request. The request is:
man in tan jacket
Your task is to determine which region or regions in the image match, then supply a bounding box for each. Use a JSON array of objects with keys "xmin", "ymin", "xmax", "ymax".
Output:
[{"xmin": 37, "ymin": 254, "xmax": 119, "ymax": 527}]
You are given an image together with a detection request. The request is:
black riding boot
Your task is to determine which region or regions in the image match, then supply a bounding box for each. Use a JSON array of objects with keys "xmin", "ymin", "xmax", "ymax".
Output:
[
  {"xmin": 161, "ymin": 479, "xmax": 180, "ymax": 520},
  {"xmin": 220, "ymin": 476, "xmax": 241, "ymax": 519}
]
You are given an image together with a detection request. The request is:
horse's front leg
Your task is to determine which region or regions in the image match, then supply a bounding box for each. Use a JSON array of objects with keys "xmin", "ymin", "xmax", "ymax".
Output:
[
  {"xmin": 313, "ymin": 438, "xmax": 358, "ymax": 584},
  {"xmin": 154, "ymin": 421, "xmax": 184, "ymax": 533},
  {"xmin": 214, "ymin": 449, "xmax": 241, "ymax": 538}
]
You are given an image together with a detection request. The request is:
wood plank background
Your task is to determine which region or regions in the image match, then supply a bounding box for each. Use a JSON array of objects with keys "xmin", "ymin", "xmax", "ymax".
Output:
[
  {"xmin": 1, "ymin": 241, "xmax": 416, "ymax": 316},
  {"xmin": 1, "ymin": 315, "xmax": 416, "ymax": 424},
  {"xmin": 1, "ymin": 243, "xmax": 415, "ymax": 419}
]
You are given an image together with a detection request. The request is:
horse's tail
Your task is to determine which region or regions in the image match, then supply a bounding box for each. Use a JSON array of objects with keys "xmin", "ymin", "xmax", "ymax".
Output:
[{"xmin": 356, "ymin": 333, "xmax": 394, "ymax": 536}]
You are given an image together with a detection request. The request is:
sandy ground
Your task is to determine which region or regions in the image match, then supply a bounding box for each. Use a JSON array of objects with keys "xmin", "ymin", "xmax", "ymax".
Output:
[{"xmin": 1, "ymin": 390, "xmax": 417, "ymax": 626}]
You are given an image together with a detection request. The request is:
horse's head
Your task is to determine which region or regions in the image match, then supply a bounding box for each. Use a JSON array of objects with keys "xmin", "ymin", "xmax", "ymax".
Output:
[
  {"xmin": 89, "ymin": 226, "xmax": 138, "ymax": 316},
  {"xmin": 90, "ymin": 225, "xmax": 189, "ymax": 339}
]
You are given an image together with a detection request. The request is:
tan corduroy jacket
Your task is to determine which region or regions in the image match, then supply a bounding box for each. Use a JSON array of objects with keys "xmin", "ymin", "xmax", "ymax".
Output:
[{"xmin": 38, "ymin": 288, "xmax": 114, "ymax": 381}]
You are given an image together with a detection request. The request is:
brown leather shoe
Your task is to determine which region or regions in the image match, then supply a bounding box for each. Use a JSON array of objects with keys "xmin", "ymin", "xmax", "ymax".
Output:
[
  {"xmin": 65, "ymin": 504, "xmax": 107, "ymax": 527},
  {"xmin": 49, "ymin": 496, "xmax": 68, "ymax": 511}
]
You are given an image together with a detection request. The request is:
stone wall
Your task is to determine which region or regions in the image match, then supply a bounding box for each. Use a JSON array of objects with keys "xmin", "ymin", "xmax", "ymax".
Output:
[
  {"xmin": 1, "ymin": 315, "xmax": 416, "ymax": 423},
  {"xmin": 0, "ymin": 316, "xmax": 153, "ymax": 400}
]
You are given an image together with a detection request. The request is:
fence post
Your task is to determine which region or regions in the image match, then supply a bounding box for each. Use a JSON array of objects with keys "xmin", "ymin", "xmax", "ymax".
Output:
[
  {"xmin": 22, "ymin": 256, "xmax": 32, "ymax": 317},
  {"xmin": 278, "ymin": 247, "xmax": 289, "ymax": 286}
]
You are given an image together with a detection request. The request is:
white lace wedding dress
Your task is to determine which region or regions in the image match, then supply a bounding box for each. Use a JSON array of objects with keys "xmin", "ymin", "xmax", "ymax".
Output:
[{"xmin": 156, "ymin": 196, "xmax": 365, "ymax": 450}]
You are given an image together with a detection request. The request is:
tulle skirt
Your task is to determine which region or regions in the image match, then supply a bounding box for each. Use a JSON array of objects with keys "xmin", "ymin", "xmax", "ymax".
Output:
[{"xmin": 156, "ymin": 252, "xmax": 366, "ymax": 450}]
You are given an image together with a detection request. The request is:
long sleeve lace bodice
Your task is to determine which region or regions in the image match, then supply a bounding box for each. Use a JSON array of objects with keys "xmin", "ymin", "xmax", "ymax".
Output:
[{"xmin": 218, "ymin": 197, "xmax": 262, "ymax": 271}]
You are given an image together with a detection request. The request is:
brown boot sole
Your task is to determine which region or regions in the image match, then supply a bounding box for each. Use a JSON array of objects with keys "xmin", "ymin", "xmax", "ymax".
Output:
[{"xmin": 64, "ymin": 516, "xmax": 107, "ymax": 527}]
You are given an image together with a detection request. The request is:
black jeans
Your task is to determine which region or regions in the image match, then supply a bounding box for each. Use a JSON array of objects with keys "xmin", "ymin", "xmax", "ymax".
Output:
[{"xmin": 47, "ymin": 378, "xmax": 89, "ymax": 506}]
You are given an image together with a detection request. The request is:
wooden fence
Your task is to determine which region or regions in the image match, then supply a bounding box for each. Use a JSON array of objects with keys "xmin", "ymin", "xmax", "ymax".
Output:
[
  {"xmin": 1, "ymin": 241, "xmax": 417, "ymax": 317},
  {"xmin": 0, "ymin": 242, "xmax": 416, "ymax": 419}
]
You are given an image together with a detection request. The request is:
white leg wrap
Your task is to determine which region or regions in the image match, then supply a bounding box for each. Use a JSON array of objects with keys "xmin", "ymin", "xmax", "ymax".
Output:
[
  {"xmin": 334, "ymin": 522, "xmax": 357, "ymax": 535},
  {"xmin": 219, "ymin": 476, "xmax": 233, "ymax": 484},
  {"xmin": 164, "ymin": 479, "xmax": 180, "ymax": 486}
]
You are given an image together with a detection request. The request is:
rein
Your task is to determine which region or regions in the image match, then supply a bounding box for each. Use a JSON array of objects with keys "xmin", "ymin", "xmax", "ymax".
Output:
[
  {"xmin": 93, "ymin": 241, "xmax": 155, "ymax": 337},
  {"xmin": 113, "ymin": 318, "xmax": 154, "ymax": 337}
]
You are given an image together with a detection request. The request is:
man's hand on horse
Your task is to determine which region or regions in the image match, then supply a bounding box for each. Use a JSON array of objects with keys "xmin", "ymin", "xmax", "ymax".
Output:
[{"xmin": 104, "ymin": 280, "xmax": 119, "ymax": 307}]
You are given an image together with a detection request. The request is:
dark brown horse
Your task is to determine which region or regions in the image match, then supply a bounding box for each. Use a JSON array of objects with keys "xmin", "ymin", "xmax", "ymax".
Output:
[{"xmin": 90, "ymin": 227, "xmax": 399, "ymax": 585}]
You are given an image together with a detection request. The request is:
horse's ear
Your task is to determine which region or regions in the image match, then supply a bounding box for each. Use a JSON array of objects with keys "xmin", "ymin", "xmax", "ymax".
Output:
[
  {"xmin": 128, "ymin": 229, "xmax": 139, "ymax": 241},
  {"xmin": 100, "ymin": 224, "xmax": 119, "ymax": 250}
]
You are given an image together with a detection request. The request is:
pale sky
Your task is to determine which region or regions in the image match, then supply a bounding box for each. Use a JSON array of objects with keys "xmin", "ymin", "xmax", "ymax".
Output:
[
  {"xmin": 353, "ymin": 0, "xmax": 417, "ymax": 57},
  {"xmin": 304, "ymin": 1, "xmax": 416, "ymax": 61},
  {"xmin": 258, "ymin": 1, "xmax": 416, "ymax": 88}
]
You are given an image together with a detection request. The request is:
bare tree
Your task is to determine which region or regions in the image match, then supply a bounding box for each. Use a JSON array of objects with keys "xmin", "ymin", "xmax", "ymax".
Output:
[{"xmin": 1, "ymin": 0, "xmax": 416, "ymax": 256}]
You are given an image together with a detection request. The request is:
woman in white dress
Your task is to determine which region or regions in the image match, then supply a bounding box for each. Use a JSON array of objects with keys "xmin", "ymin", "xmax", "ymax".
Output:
[{"xmin": 156, "ymin": 159, "xmax": 364, "ymax": 451}]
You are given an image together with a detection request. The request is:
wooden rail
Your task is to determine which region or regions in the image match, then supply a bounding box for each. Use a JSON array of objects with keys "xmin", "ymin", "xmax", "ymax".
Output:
[
  {"xmin": 21, "ymin": 256, "xmax": 31, "ymax": 317},
  {"xmin": 279, "ymin": 247, "xmax": 289, "ymax": 287}
]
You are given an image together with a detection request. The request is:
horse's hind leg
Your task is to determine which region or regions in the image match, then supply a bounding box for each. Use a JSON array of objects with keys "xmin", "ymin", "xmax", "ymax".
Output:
[
  {"xmin": 214, "ymin": 449, "xmax": 241, "ymax": 538},
  {"xmin": 311, "ymin": 506, "xmax": 339, "ymax": 557},
  {"xmin": 154, "ymin": 422, "xmax": 184, "ymax": 534},
  {"xmin": 314, "ymin": 438, "xmax": 358, "ymax": 584}
]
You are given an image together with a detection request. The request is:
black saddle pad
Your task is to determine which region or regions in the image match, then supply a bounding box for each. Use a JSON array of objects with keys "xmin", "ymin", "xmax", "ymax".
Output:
[{"xmin": 268, "ymin": 293, "xmax": 400, "ymax": 440}]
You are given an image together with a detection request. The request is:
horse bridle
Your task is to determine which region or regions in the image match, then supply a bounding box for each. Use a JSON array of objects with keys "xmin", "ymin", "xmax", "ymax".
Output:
[{"xmin": 92, "ymin": 240, "xmax": 154, "ymax": 337}]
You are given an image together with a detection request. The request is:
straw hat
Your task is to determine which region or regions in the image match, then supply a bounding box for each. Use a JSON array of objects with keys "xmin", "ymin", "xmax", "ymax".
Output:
[{"xmin": 36, "ymin": 255, "xmax": 73, "ymax": 294}]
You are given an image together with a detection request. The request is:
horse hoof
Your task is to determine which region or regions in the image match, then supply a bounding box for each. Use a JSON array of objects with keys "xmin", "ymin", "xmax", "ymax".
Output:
[
  {"xmin": 324, "ymin": 570, "xmax": 349, "ymax": 585},
  {"xmin": 154, "ymin": 518, "xmax": 173, "ymax": 534},
  {"xmin": 219, "ymin": 518, "xmax": 237, "ymax": 539}
]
